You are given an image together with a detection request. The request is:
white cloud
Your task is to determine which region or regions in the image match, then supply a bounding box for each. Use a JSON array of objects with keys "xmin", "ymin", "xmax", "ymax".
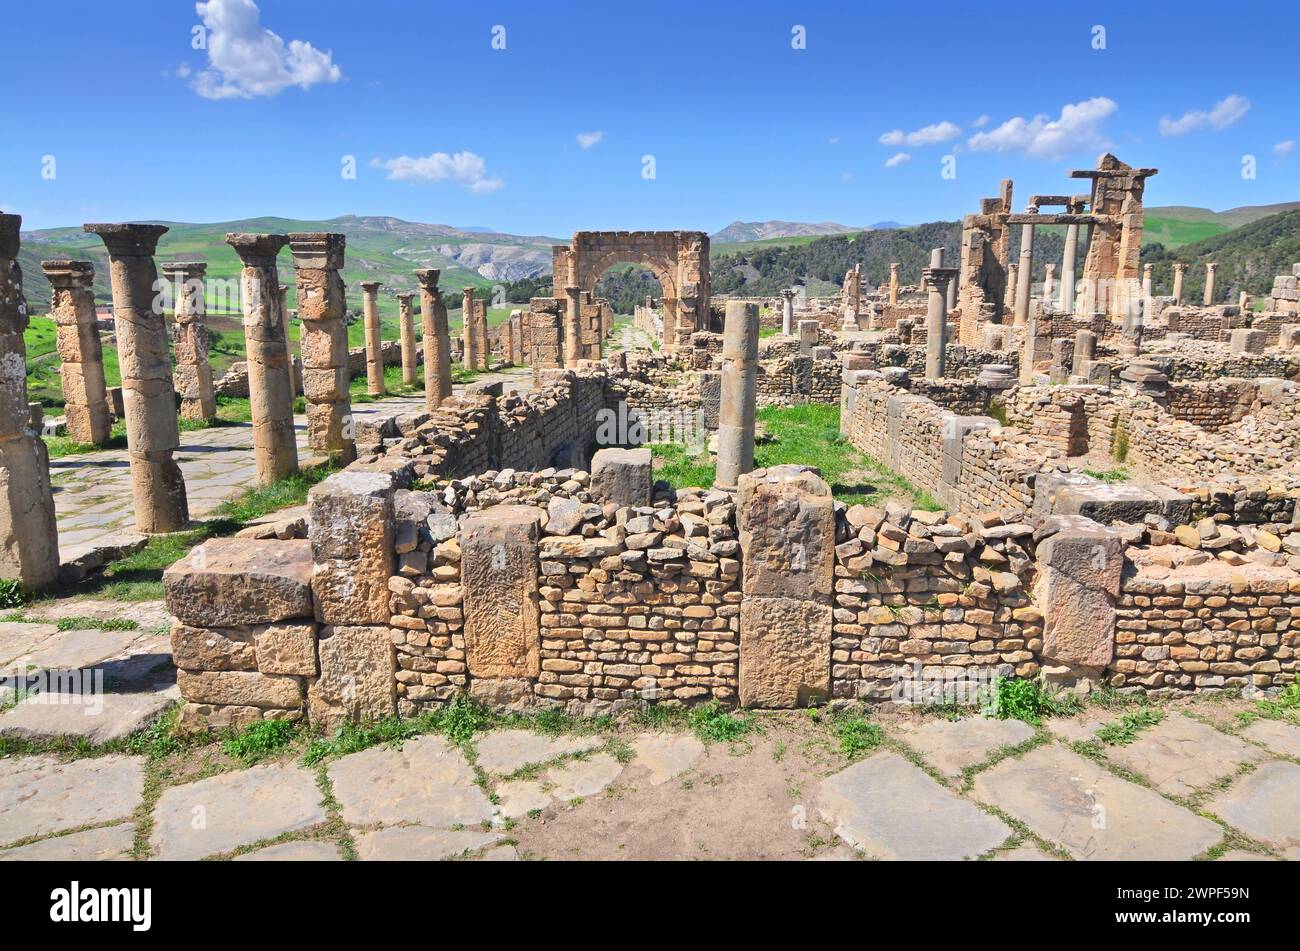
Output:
[
  {"xmin": 967, "ymin": 97, "xmax": 1117, "ymax": 160},
  {"xmin": 576, "ymin": 131, "xmax": 604, "ymax": 150},
  {"xmin": 1159, "ymin": 94, "xmax": 1251, "ymax": 137},
  {"xmin": 884, "ymin": 152, "xmax": 911, "ymax": 168},
  {"xmin": 971, "ymin": 114, "xmax": 990, "ymax": 128},
  {"xmin": 1273, "ymin": 139, "xmax": 1294, "ymax": 158},
  {"xmin": 879, "ymin": 121, "xmax": 960, "ymax": 148},
  {"xmin": 191, "ymin": 0, "xmax": 342, "ymax": 100},
  {"xmin": 371, "ymin": 151, "xmax": 504, "ymax": 194},
  {"xmin": 828, "ymin": 136, "xmax": 841, "ymax": 145}
]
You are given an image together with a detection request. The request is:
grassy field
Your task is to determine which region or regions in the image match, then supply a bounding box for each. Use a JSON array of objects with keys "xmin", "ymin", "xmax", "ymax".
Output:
[
  {"xmin": 650, "ymin": 403, "xmax": 935, "ymax": 508},
  {"xmin": 1141, "ymin": 215, "xmax": 1231, "ymax": 249}
]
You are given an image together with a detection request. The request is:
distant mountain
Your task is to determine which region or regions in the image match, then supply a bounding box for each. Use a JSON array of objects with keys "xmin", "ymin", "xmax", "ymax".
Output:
[
  {"xmin": 710, "ymin": 220, "xmax": 861, "ymax": 243},
  {"xmin": 1143, "ymin": 208, "xmax": 1300, "ymax": 301},
  {"xmin": 16, "ymin": 215, "xmax": 564, "ymax": 314},
  {"xmin": 1147, "ymin": 202, "xmax": 1300, "ymax": 229},
  {"xmin": 867, "ymin": 221, "xmax": 904, "ymax": 230}
]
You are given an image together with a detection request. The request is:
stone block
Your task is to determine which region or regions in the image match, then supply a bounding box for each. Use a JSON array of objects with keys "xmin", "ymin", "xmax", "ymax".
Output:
[
  {"xmin": 163, "ymin": 538, "xmax": 313, "ymax": 627},
  {"xmin": 255, "ymin": 622, "xmax": 319, "ymax": 676},
  {"xmin": 177, "ymin": 669, "xmax": 304, "ymax": 710},
  {"xmin": 308, "ymin": 625, "xmax": 396, "ymax": 730},
  {"xmin": 1036, "ymin": 516, "xmax": 1121, "ymax": 668},
  {"xmin": 309, "ymin": 470, "xmax": 396, "ymax": 624},
  {"xmin": 461, "ymin": 505, "xmax": 543, "ymax": 680},
  {"xmin": 738, "ymin": 596, "xmax": 831, "ymax": 708},
  {"xmin": 589, "ymin": 447, "xmax": 652, "ymax": 507},
  {"xmin": 737, "ymin": 465, "xmax": 834, "ymax": 599}
]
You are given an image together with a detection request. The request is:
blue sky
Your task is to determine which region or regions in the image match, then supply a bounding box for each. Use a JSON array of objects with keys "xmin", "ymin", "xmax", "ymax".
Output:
[{"xmin": 2, "ymin": 0, "xmax": 1298, "ymax": 234}]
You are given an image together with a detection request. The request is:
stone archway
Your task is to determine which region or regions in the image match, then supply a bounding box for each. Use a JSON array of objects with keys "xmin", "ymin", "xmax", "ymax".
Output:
[{"xmin": 552, "ymin": 231, "xmax": 709, "ymax": 349}]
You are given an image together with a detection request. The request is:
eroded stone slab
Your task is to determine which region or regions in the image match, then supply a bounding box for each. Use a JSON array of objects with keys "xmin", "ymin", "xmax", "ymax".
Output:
[
  {"xmin": 1208, "ymin": 761, "xmax": 1300, "ymax": 850},
  {"xmin": 233, "ymin": 839, "xmax": 342, "ymax": 861},
  {"xmin": 1242, "ymin": 718, "xmax": 1300, "ymax": 759},
  {"xmin": 0, "ymin": 823, "xmax": 134, "ymax": 861},
  {"xmin": 150, "ymin": 762, "xmax": 326, "ymax": 860},
  {"xmin": 0, "ymin": 755, "xmax": 144, "ymax": 846},
  {"xmin": 818, "ymin": 752, "xmax": 1009, "ymax": 860},
  {"xmin": 973, "ymin": 745, "xmax": 1221, "ymax": 860},
  {"xmin": 354, "ymin": 826, "xmax": 500, "ymax": 861},
  {"xmin": 474, "ymin": 729, "xmax": 602, "ymax": 776},
  {"xmin": 1043, "ymin": 716, "xmax": 1109, "ymax": 744},
  {"xmin": 1102, "ymin": 714, "xmax": 1263, "ymax": 796},
  {"xmin": 0, "ymin": 686, "xmax": 177, "ymax": 745},
  {"xmin": 327, "ymin": 734, "xmax": 493, "ymax": 828},
  {"xmin": 495, "ymin": 779, "xmax": 552, "ymax": 819},
  {"xmin": 992, "ymin": 845, "xmax": 1057, "ymax": 861},
  {"xmin": 631, "ymin": 733, "xmax": 705, "ymax": 785},
  {"xmin": 902, "ymin": 717, "xmax": 1035, "ymax": 778},
  {"xmin": 545, "ymin": 753, "xmax": 624, "ymax": 801}
]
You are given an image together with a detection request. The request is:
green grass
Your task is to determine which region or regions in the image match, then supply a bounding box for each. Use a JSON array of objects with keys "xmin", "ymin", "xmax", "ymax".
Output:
[
  {"xmin": 302, "ymin": 694, "xmax": 487, "ymax": 765},
  {"xmin": 55, "ymin": 616, "xmax": 139, "ymax": 632},
  {"xmin": 0, "ymin": 579, "xmax": 25, "ymax": 609},
  {"xmin": 1239, "ymin": 673, "xmax": 1300, "ymax": 725},
  {"xmin": 687, "ymin": 701, "xmax": 758, "ymax": 743},
  {"xmin": 1084, "ymin": 467, "xmax": 1129, "ymax": 484},
  {"xmin": 1142, "ymin": 216, "xmax": 1231, "ymax": 249},
  {"xmin": 830, "ymin": 711, "xmax": 883, "ymax": 757},
  {"xmin": 650, "ymin": 403, "xmax": 928, "ymax": 506},
  {"xmin": 221, "ymin": 719, "xmax": 298, "ymax": 763},
  {"xmin": 992, "ymin": 677, "xmax": 1081, "ymax": 724},
  {"xmin": 1095, "ymin": 708, "xmax": 1164, "ymax": 745}
]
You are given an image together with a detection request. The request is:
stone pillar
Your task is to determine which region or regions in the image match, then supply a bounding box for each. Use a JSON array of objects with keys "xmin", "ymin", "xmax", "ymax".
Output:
[
  {"xmin": 1, "ymin": 215, "xmax": 59, "ymax": 589},
  {"xmin": 1119, "ymin": 296, "xmax": 1146, "ymax": 358},
  {"xmin": 1043, "ymin": 263, "xmax": 1055, "ymax": 302},
  {"xmin": 360, "ymin": 281, "xmax": 385, "ymax": 396},
  {"xmin": 736, "ymin": 465, "xmax": 833, "ymax": 708},
  {"xmin": 42, "ymin": 260, "xmax": 113, "ymax": 442},
  {"xmin": 1019, "ymin": 310, "xmax": 1040, "ymax": 385},
  {"xmin": 1014, "ymin": 218, "xmax": 1035, "ymax": 326},
  {"xmin": 288, "ymin": 233, "xmax": 354, "ymax": 461},
  {"xmin": 397, "ymin": 292, "xmax": 417, "ymax": 386},
  {"xmin": 500, "ymin": 316, "xmax": 513, "ymax": 366},
  {"xmin": 1239, "ymin": 291, "xmax": 1250, "ymax": 312},
  {"xmin": 226, "ymin": 233, "xmax": 298, "ymax": 486},
  {"xmin": 415, "ymin": 269, "xmax": 452, "ymax": 410},
  {"xmin": 1172, "ymin": 262, "xmax": 1186, "ymax": 305},
  {"xmin": 461, "ymin": 505, "xmax": 543, "ymax": 691},
  {"xmin": 797, "ymin": 319, "xmax": 820, "ymax": 355},
  {"xmin": 278, "ymin": 284, "xmax": 302, "ymax": 399},
  {"xmin": 715, "ymin": 301, "xmax": 759, "ymax": 490},
  {"xmin": 923, "ymin": 267, "xmax": 956, "ymax": 379},
  {"xmin": 1204, "ymin": 263, "xmax": 1217, "ymax": 306},
  {"xmin": 85, "ymin": 222, "xmax": 188, "ymax": 534},
  {"xmin": 1142, "ymin": 263, "xmax": 1153, "ymax": 300},
  {"xmin": 1005, "ymin": 263, "xmax": 1019, "ymax": 315},
  {"xmin": 461, "ymin": 287, "xmax": 479, "ymax": 370},
  {"xmin": 563, "ymin": 285, "xmax": 583, "ymax": 369},
  {"xmin": 1049, "ymin": 339, "xmax": 1071, "ymax": 384},
  {"xmin": 1060, "ymin": 222, "xmax": 1079, "ymax": 314},
  {"xmin": 781, "ymin": 288, "xmax": 795, "ymax": 335},
  {"xmin": 159, "ymin": 261, "xmax": 217, "ymax": 424},
  {"xmin": 475, "ymin": 298, "xmax": 490, "ymax": 369},
  {"xmin": 888, "ymin": 263, "xmax": 899, "ymax": 305},
  {"xmin": 1071, "ymin": 330, "xmax": 1097, "ymax": 377}
]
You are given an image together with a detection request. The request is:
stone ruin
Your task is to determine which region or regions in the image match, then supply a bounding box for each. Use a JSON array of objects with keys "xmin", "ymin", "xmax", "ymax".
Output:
[{"xmin": 4, "ymin": 154, "xmax": 1300, "ymax": 729}]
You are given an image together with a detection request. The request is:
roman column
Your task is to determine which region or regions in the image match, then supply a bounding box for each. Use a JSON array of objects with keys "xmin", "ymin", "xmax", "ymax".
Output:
[
  {"xmin": 1204, "ymin": 263, "xmax": 1218, "ymax": 306},
  {"xmin": 1, "ymin": 215, "xmax": 59, "ymax": 589},
  {"xmin": 1013, "ymin": 215, "xmax": 1036, "ymax": 327},
  {"xmin": 159, "ymin": 261, "xmax": 217, "ymax": 424},
  {"xmin": 500, "ymin": 316, "xmax": 513, "ymax": 366},
  {"xmin": 475, "ymin": 298, "xmax": 490, "ymax": 369},
  {"xmin": 1142, "ymin": 263, "xmax": 1153, "ymax": 300},
  {"xmin": 1043, "ymin": 263, "xmax": 1055, "ymax": 302},
  {"xmin": 461, "ymin": 287, "xmax": 479, "ymax": 370},
  {"xmin": 510, "ymin": 310, "xmax": 525, "ymax": 364},
  {"xmin": 1005, "ymin": 263, "xmax": 1019, "ymax": 315},
  {"xmin": 42, "ymin": 259, "xmax": 113, "ymax": 443},
  {"xmin": 1172, "ymin": 262, "xmax": 1187, "ymax": 305},
  {"xmin": 888, "ymin": 263, "xmax": 900, "ymax": 305},
  {"xmin": 227, "ymin": 233, "xmax": 298, "ymax": 485},
  {"xmin": 85, "ymin": 222, "xmax": 188, "ymax": 533},
  {"xmin": 360, "ymin": 281, "xmax": 385, "ymax": 396},
  {"xmin": 714, "ymin": 301, "xmax": 758, "ymax": 491},
  {"xmin": 415, "ymin": 269, "xmax": 452, "ymax": 410},
  {"xmin": 288, "ymin": 233, "xmax": 353, "ymax": 461},
  {"xmin": 923, "ymin": 267, "xmax": 956, "ymax": 379},
  {"xmin": 397, "ymin": 291, "xmax": 417, "ymax": 386},
  {"xmin": 1060, "ymin": 221, "xmax": 1079, "ymax": 314},
  {"xmin": 563, "ymin": 285, "xmax": 583, "ymax": 368},
  {"xmin": 780, "ymin": 288, "xmax": 795, "ymax": 336}
]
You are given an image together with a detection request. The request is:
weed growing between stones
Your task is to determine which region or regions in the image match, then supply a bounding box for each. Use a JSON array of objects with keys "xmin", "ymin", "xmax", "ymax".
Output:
[
  {"xmin": 221, "ymin": 719, "xmax": 298, "ymax": 763},
  {"xmin": 991, "ymin": 677, "xmax": 1082, "ymax": 724},
  {"xmin": 1095, "ymin": 708, "xmax": 1165, "ymax": 746},
  {"xmin": 0, "ymin": 579, "xmax": 25, "ymax": 609},
  {"xmin": 54, "ymin": 616, "xmax": 138, "ymax": 632},
  {"xmin": 302, "ymin": 695, "xmax": 487, "ymax": 765},
  {"xmin": 1238, "ymin": 673, "xmax": 1300, "ymax": 725},
  {"xmin": 829, "ymin": 712, "xmax": 883, "ymax": 758},
  {"xmin": 687, "ymin": 701, "xmax": 758, "ymax": 744}
]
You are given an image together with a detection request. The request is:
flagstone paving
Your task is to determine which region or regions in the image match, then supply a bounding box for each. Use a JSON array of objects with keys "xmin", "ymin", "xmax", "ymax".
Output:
[{"xmin": 2, "ymin": 687, "xmax": 1299, "ymax": 860}]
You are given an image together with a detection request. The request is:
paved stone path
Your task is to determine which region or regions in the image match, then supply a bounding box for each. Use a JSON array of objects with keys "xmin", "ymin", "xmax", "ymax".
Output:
[
  {"xmin": 50, "ymin": 367, "xmax": 533, "ymax": 565},
  {"xmin": 1, "ymin": 690, "xmax": 1297, "ymax": 860}
]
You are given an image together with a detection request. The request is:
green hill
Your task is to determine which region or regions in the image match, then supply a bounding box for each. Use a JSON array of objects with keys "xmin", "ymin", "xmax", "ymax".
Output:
[
  {"xmin": 1142, "ymin": 208, "xmax": 1300, "ymax": 302},
  {"xmin": 1141, "ymin": 216, "xmax": 1231, "ymax": 248}
]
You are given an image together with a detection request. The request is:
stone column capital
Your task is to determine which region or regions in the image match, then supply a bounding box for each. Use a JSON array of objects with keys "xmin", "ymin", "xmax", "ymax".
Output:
[
  {"xmin": 414, "ymin": 268, "xmax": 441, "ymax": 290},
  {"xmin": 40, "ymin": 259, "xmax": 95, "ymax": 289},
  {"xmin": 1206, "ymin": 262, "xmax": 1218, "ymax": 271},
  {"xmin": 922, "ymin": 267, "xmax": 957, "ymax": 292},
  {"xmin": 226, "ymin": 233, "xmax": 288, "ymax": 265},
  {"xmin": 288, "ymin": 232, "xmax": 346, "ymax": 269},
  {"xmin": 1173, "ymin": 262, "xmax": 1187, "ymax": 273},
  {"xmin": 360, "ymin": 281, "xmax": 382, "ymax": 293},
  {"xmin": 160, "ymin": 260, "xmax": 207, "ymax": 282},
  {"xmin": 84, "ymin": 222, "xmax": 168, "ymax": 257},
  {"xmin": 396, "ymin": 291, "xmax": 414, "ymax": 302}
]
